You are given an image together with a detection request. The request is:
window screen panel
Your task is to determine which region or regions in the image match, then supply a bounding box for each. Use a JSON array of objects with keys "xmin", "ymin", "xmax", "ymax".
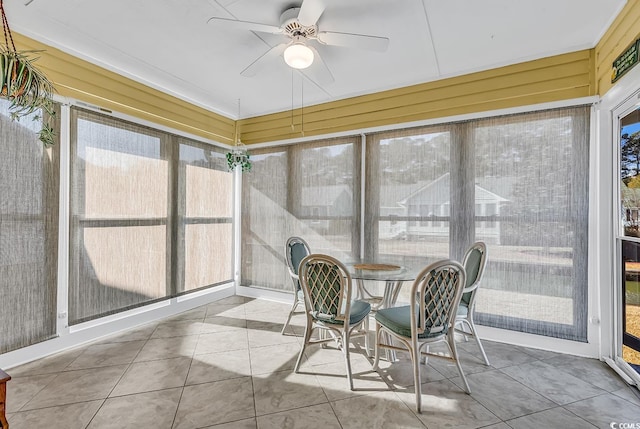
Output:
[{"xmin": 0, "ymin": 100, "xmax": 59, "ymax": 353}]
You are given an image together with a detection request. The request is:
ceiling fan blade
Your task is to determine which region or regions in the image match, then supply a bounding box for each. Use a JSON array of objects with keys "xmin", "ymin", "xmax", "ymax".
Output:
[
  {"xmin": 317, "ymin": 31, "xmax": 389, "ymax": 52},
  {"xmin": 304, "ymin": 45, "xmax": 334, "ymax": 85},
  {"xmin": 240, "ymin": 43, "xmax": 288, "ymax": 77},
  {"xmin": 207, "ymin": 17, "xmax": 282, "ymax": 35},
  {"xmin": 297, "ymin": 0, "xmax": 325, "ymax": 27}
]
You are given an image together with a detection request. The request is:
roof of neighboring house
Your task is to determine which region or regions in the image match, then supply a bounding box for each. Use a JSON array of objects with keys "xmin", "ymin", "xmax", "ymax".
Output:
[
  {"xmin": 296, "ymin": 174, "xmax": 515, "ymax": 209},
  {"xmin": 379, "ymin": 174, "xmax": 514, "ymax": 209}
]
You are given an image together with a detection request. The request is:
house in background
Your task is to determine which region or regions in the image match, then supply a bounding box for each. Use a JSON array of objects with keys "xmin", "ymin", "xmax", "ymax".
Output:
[{"xmin": 379, "ymin": 174, "xmax": 510, "ymax": 244}]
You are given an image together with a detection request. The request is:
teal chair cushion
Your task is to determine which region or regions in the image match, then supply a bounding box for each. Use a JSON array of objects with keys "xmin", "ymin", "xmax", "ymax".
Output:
[
  {"xmin": 315, "ymin": 300, "xmax": 371, "ymax": 325},
  {"xmin": 375, "ymin": 305, "xmax": 448, "ymax": 339},
  {"xmin": 462, "ymin": 248, "xmax": 482, "ymax": 305},
  {"xmin": 457, "ymin": 302, "xmax": 469, "ymax": 318},
  {"xmin": 290, "ymin": 242, "xmax": 309, "ymax": 291}
]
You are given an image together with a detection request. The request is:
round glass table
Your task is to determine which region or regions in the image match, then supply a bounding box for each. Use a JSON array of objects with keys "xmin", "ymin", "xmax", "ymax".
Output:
[
  {"xmin": 344, "ymin": 261, "xmax": 421, "ymax": 361},
  {"xmin": 344, "ymin": 262, "xmax": 420, "ymax": 309}
]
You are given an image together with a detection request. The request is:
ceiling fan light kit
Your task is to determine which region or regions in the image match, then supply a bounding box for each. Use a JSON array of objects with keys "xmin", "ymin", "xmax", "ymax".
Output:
[{"xmin": 284, "ymin": 37, "xmax": 314, "ymax": 69}]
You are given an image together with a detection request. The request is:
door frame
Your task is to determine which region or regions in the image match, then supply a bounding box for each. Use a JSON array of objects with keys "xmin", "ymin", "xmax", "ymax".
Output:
[{"xmin": 611, "ymin": 88, "xmax": 640, "ymax": 386}]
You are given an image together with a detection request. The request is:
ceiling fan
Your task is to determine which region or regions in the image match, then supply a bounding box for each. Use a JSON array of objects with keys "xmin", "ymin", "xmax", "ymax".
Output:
[{"xmin": 207, "ymin": 0, "xmax": 389, "ymax": 84}]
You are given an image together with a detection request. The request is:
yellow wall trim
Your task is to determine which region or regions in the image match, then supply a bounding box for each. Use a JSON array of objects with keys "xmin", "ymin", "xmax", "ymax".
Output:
[{"xmin": 239, "ymin": 50, "xmax": 594, "ymax": 145}]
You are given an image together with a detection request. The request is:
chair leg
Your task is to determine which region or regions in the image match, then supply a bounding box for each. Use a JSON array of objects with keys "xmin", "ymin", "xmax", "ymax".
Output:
[
  {"xmin": 411, "ymin": 339, "xmax": 422, "ymax": 413},
  {"xmin": 281, "ymin": 297, "xmax": 299, "ymax": 335},
  {"xmin": 372, "ymin": 323, "xmax": 382, "ymax": 370},
  {"xmin": 343, "ymin": 330, "xmax": 354, "ymax": 390},
  {"xmin": 465, "ymin": 317, "xmax": 490, "ymax": 366},
  {"xmin": 363, "ymin": 316, "xmax": 371, "ymax": 357},
  {"xmin": 456, "ymin": 319, "xmax": 471, "ymax": 341},
  {"xmin": 448, "ymin": 334, "xmax": 471, "ymax": 394},
  {"xmin": 294, "ymin": 316, "xmax": 313, "ymax": 372}
]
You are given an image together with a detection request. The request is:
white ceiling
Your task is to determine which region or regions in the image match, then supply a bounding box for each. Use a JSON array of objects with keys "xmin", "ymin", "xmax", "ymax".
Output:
[{"xmin": 6, "ymin": 0, "xmax": 627, "ymax": 119}]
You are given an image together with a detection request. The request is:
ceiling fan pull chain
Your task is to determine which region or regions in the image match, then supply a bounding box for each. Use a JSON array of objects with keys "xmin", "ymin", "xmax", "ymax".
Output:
[
  {"xmin": 291, "ymin": 69, "xmax": 295, "ymax": 131},
  {"xmin": 301, "ymin": 74, "xmax": 304, "ymax": 137}
]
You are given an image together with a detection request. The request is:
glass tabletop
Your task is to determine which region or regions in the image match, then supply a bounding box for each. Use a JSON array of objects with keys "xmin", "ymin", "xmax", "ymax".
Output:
[{"xmin": 344, "ymin": 261, "xmax": 420, "ymax": 282}]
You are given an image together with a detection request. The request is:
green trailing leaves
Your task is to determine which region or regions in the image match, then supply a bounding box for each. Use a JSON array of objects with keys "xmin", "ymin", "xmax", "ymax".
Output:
[{"xmin": 0, "ymin": 47, "xmax": 56, "ymax": 146}]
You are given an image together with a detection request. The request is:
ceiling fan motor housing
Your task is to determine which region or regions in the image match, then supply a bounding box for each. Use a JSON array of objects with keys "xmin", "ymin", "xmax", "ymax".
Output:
[{"xmin": 280, "ymin": 7, "xmax": 317, "ymax": 38}]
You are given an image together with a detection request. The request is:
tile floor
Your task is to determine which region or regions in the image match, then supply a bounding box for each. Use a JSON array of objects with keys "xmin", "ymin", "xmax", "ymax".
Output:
[{"xmin": 4, "ymin": 295, "xmax": 640, "ymax": 429}]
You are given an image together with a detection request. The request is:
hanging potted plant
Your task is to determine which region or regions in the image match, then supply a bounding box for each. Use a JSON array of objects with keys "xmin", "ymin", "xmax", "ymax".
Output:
[
  {"xmin": 226, "ymin": 141, "xmax": 252, "ymax": 172},
  {"xmin": 0, "ymin": 0, "xmax": 56, "ymax": 146},
  {"xmin": 226, "ymin": 100, "xmax": 252, "ymax": 172}
]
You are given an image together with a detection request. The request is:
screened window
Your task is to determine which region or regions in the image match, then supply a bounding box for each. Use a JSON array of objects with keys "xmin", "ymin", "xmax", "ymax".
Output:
[
  {"xmin": 70, "ymin": 108, "xmax": 232, "ymax": 324},
  {"xmin": 241, "ymin": 137, "xmax": 361, "ymax": 291},
  {"xmin": 240, "ymin": 106, "xmax": 589, "ymax": 341},
  {"xmin": 177, "ymin": 140, "xmax": 233, "ymax": 292},
  {"xmin": 0, "ymin": 100, "xmax": 59, "ymax": 353},
  {"xmin": 472, "ymin": 108, "xmax": 589, "ymax": 341},
  {"xmin": 365, "ymin": 107, "xmax": 590, "ymax": 341},
  {"xmin": 365, "ymin": 127, "xmax": 451, "ymax": 266}
]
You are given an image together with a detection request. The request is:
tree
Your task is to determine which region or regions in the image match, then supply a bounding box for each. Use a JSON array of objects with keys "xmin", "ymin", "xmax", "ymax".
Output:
[{"xmin": 621, "ymin": 131, "xmax": 640, "ymax": 182}]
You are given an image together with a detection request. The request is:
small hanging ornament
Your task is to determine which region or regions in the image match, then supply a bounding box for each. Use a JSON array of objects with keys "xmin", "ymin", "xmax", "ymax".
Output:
[{"xmin": 226, "ymin": 99, "xmax": 252, "ymax": 172}]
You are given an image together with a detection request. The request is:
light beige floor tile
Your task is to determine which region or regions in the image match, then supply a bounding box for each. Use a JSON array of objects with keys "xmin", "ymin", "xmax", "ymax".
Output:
[
  {"xmin": 565, "ymin": 392, "xmax": 640, "ymax": 427},
  {"xmin": 5, "ymin": 373, "xmax": 57, "ymax": 412},
  {"xmin": 201, "ymin": 315, "xmax": 247, "ymax": 334},
  {"xmin": 516, "ymin": 345, "xmax": 567, "ymax": 361},
  {"xmin": 246, "ymin": 309, "xmax": 293, "ymax": 326},
  {"xmin": 8, "ymin": 348, "xmax": 85, "ymax": 376},
  {"xmin": 134, "ymin": 335, "xmax": 199, "ymax": 362},
  {"xmin": 449, "ymin": 370, "xmax": 555, "ymax": 420},
  {"xmin": 247, "ymin": 325, "xmax": 301, "ymax": 348},
  {"xmin": 253, "ymin": 369, "xmax": 327, "ymax": 416},
  {"xmin": 256, "ymin": 403, "xmax": 341, "ymax": 429},
  {"xmin": 186, "ymin": 349, "xmax": 252, "ymax": 385},
  {"xmin": 7, "ymin": 296, "xmax": 637, "ymax": 429},
  {"xmin": 7, "ymin": 400, "xmax": 103, "ymax": 429},
  {"xmin": 544, "ymin": 354, "xmax": 629, "ymax": 392},
  {"xmin": 500, "ymin": 360, "xmax": 605, "ymax": 405},
  {"xmin": 312, "ymin": 358, "xmax": 389, "ymax": 402},
  {"xmin": 67, "ymin": 340, "xmax": 146, "ymax": 370},
  {"xmin": 151, "ymin": 320, "xmax": 205, "ymax": 339},
  {"xmin": 470, "ymin": 341, "xmax": 537, "ymax": 369},
  {"xmin": 205, "ymin": 303, "xmax": 246, "ymax": 318},
  {"xmin": 194, "ymin": 330, "xmax": 248, "ymax": 355},
  {"xmin": 110, "ymin": 356, "xmax": 191, "ymax": 396},
  {"xmin": 302, "ymin": 343, "xmax": 364, "ymax": 367},
  {"xmin": 421, "ymin": 347, "xmax": 494, "ymax": 379},
  {"xmin": 202, "ymin": 417, "xmax": 257, "ymax": 429},
  {"xmin": 243, "ymin": 299, "xmax": 290, "ymax": 314},
  {"xmin": 249, "ymin": 342, "xmax": 304, "ymax": 375},
  {"xmin": 331, "ymin": 390, "xmax": 426, "ymax": 429},
  {"xmin": 218, "ymin": 296, "xmax": 249, "ymax": 305},
  {"xmin": 396, "ymin": 379, "xmax": 500, "ymax": 427},
  {"xmin": 505, "ymin": 406, "xmax": 598, "ymax": 429},
  {"xmin": 96, "ymin": 323, "xmax": 158, "ymax": 344},
  {"xmin": 612, "ymin": 386, "xmax": 640, "ymax": 405},
  {"xmin": 373, "ymin": 353, "xmax": 446, "ymax": 388},
  {"xmin": 21, "ymin": 365, "xmax": 128, "ymax": 410},
  {"xmin": 173, "ymin": 377, "xmax": 255, "ymax": 429},
  {"xmin": 89, "ymin": 388, "xmax": 182, "ymax": 429}
]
